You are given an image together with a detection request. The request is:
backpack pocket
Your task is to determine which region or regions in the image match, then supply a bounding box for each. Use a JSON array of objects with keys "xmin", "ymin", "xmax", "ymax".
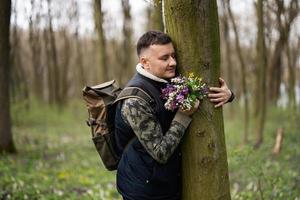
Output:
[{"xmin": 92, "ymin": 131, "xmax": 119, "ymax": 171}]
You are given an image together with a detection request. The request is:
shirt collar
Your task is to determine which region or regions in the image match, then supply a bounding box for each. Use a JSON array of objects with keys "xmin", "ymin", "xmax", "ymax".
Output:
[{"xmin": 136, "ymin": 63, "xmax": 168, "ymax": 83}]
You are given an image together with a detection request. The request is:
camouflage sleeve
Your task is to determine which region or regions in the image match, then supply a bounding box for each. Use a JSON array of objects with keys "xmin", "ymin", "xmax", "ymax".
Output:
[{"xmin": 121, "ymin": 98, "xmax": 192, "ymax": 164}]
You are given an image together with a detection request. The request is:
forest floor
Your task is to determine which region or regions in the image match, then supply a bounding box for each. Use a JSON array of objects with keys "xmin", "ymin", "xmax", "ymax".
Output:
[{"xmin": 0, "ymin": 100, "xmax": 299, "ymax": 200}]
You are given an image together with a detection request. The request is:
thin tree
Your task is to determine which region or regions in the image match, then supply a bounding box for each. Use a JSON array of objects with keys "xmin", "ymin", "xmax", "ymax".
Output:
[
  {"xmin": 29, "ymin": 0, "xmax": 43, "ymax": 100},
  {"xmin": 46, "ymin": 0, "xmax": 60, "ymax": 104},
  {"xmin": 11, "ymin": 0, "xmax": 29, "ymax": 105},
  {"xmin": 286, "ymin": 37, "xmax": 299, "ymax": 109},
  {"xmin": 267, "ymin": 0, "xmax": 298, "ymax": 103},
  {"xmin": 148, "ymin": 0, "xmax": 164, "ymax": 31},
  {"xmin": 254, "ymin": 0, "xmax": 267, "ymax": 149},
  {"xmin": 164, "ymin": 0, "xmax": 231, "ymax": 199},
  {"xmin": 220, "ymin": 0, "xmax": 234, "ymax": 116},
  {"xmin": 119, "ymin": 0, "xmax": 134, "ymax": 86},
  {"xmin": 59, "ymin": 28, "xmax": 71, "ymax": 105},
  {"xmin": 73, "ymin": 0, "xmax": 86, "ymax": 87},
  {"xmin": 0, "ymin": 0, "xmax": 16, "ymax": 153},
  {"xmin": 94, "ymin": 0, "xmax": 108, "ymax": 82},
  {"xmin": 226, "ymin": 0, "xmax": 249, "ymax": 144}
]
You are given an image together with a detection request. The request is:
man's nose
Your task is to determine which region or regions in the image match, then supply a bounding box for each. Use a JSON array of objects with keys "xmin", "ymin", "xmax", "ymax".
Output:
[{"xmin": 169, "ymin": 57, "xmax": 176, "ymax": 66}]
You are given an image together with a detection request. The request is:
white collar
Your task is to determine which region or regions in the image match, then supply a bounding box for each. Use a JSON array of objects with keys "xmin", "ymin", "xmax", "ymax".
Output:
[{"xmin": 136, "ymin": 63, "xmax": 168, "ymax": 83}]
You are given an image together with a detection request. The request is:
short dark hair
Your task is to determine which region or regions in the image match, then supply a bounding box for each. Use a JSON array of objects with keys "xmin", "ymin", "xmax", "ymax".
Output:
[{"xmin": 137, "ymin": 30, "xmax": 172, "ymax": 57}]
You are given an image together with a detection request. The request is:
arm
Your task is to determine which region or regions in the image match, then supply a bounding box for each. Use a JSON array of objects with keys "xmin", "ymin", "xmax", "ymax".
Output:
[{"xmin": 121, "ymin": 98, "xmax": 192, "ymax": 164}]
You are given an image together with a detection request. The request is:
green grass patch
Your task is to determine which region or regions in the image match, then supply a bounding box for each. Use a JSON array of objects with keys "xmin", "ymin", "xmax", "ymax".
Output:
[
  {"xmin": 1, "ymin": 100, "xmax": 120, "ymax": 200},
  {"xmin": 1, "ymin": 100, "xmax": 299, "ymax": 199}
]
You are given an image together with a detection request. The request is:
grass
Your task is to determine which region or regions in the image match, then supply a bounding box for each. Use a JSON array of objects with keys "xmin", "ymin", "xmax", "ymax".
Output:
[
  {"xmin": 1, "ymin": 100, "xmax": 120, "ymax": 200},
  {"xmin": 0, "ymin": 100, "xmax": 299, "ymax": 199}
]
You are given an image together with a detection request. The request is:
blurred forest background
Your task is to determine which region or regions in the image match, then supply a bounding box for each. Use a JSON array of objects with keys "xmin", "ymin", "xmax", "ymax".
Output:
[{"xmin": 0, "ymin": 0, "xmax": 299, "ymax": 199}]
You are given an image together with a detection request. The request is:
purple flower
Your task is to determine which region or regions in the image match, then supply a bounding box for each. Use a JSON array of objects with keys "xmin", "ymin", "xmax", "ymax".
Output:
[
  {"xmin": 176, "ymin": 94, "xmax": 185, "ymax": 103},
  {"xmin": 161, "ymin": 84, "xmax": 176, "ymax": 99},
  {"xmin": 181, "ymin": 86, "xmax": 189, "ymax": 96}
]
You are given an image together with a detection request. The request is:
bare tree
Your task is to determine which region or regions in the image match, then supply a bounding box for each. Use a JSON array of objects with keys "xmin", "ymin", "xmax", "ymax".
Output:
[
  {"xmin": 254, "ymin": 0, "xmax": 268, "ymax": 149},
  {"xmin": 94, "ymin": 0, "xmax": 108, "ymax": 82},
  {"xmin": 226, "ymin": 0, "xmax": 249, "ymax": 144},
  {"xmin": 44, "ymin": 0, "xmax": 60, "ymax": 104},
  {"xmin": 0, "ymin": 0, "xmax": 16, "ymax": 153},
  {"xmin": 267, "ymin": 0, "xmax": 298, "ymax": 103},
  {"xmin": 119, "ymin": 0, "xmax": 134, "ymax": 86},
  {"xmin": 10, "ymin": 0, "xmax": 29, "ymax": 104},
  {"xmin": 29, "ymin": 0, "xmax": 43, "ymax": 100},
  {"xmin": 72, "ymin": 0, "xmax": 86, "ymax": 87},
  {"xmin": 286, "ymin": 37, "xmax": 300, "ymax": 108}
]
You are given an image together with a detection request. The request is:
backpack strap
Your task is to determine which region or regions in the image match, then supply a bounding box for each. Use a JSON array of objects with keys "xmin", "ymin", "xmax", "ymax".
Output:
[
  {"xmin": 114, "ymin": 87, "xmax": 156, "ymax": 152},
  {"xmin": 114, "ymin": 87, "xmax": 155, "ymax": 107}
]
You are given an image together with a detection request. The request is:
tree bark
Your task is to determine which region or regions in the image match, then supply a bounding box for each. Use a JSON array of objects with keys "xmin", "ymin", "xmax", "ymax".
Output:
[
  {"xmin": 0, "ymin": 0, "xmax": 16, "ymax": 153},
  {"xmin": 164, "ymin": 1, "xmax": 231, "ymax": 199},
  {"xmin": 254, "ymin": 0, "xmax": 267, "ymax": 149},
  {"xmin": 226, "ymin": 0, "xmax": 249, "ymax": 144},
  {"xmin": 94, "ymin": 0, "xmax": 108, "ymax": 83}
]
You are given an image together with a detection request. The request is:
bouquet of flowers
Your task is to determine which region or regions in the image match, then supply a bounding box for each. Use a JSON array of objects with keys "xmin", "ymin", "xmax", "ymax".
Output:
[{"xmin": 161, "ymin": 73, "xmax": 208, "ymax": 111}]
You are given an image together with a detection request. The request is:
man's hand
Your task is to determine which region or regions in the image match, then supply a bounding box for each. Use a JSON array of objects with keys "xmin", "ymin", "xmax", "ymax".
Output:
[
  {"xmin": 179, "ymin": 99, "xmax": 200, "ymax": 116},
  {"xmin": 208, "ymin": 77, "xmax": 232, "ymax": 108}
]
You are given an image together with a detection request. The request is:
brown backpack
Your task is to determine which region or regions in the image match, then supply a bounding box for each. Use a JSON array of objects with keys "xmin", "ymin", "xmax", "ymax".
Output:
[{"xmin": 82, "ymin": 80, "xmax": 154, "ymax": 171}]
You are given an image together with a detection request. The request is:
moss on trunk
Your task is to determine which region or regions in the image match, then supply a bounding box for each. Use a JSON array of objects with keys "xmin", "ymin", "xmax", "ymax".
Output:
[{"xmin": 164, "ymin": 0, "xmax": 231, "ymax": 199}]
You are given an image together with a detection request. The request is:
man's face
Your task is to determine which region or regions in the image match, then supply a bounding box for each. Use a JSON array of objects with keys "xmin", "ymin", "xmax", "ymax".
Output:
[{"xmin": 140, "ymin": 43, "xmax": 176, "ymax": 79}]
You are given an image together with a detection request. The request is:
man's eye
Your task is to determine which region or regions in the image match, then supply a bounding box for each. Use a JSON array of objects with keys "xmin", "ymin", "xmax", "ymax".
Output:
[{"xmin": 161, "ymin": 56, "xmax": 168, "ymax": 61}]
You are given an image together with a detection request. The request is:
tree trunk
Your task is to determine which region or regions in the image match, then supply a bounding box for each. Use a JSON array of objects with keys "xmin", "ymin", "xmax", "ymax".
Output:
[
  {"xmin": 220, "ymin": 0, "xmax": 234, "ymax": 117},
  {"xmin": 267, "ymin": 0, "xmax": 298, "ymax": 104},
  {"xmin": 286, "ymin": 43, "xmax": 296, "ymax": 109},
  {"xmin": 254, "ymin": 0, "xmax": 267, "ymax": 149},
  {"xmin": 29, "ymin": 0, "xmax": 43, "ymax": 100},
  {"xmin": 73, "ymin": 0, "xmax": 86, "ymax": 87},
  {"xmin": 268, "ymin": 36, "xmax": 284, "ymax": 103},
  {"xmin": 43, "ymin": 28, "xmax": 55, "ymax": 104},
  {"xmin": 46, "ymin": 0, "xmax": 60, "ymax": 104},
  {"xmin": 226, "ymin": 0, "xmax": 249, "ymax": 144},
  {"xmin": 10, "ymin": 0, "xmax": 29, "ymax": 105},
  {"xmin": 119, "ymin": 0, "xmax": 134, "ymax": 86},
  {"xmin": 59, "ymin": 29, "xmax": 71, "ymax": 105},
  {"xmin": 164, "ymin": 1, "xmax": 231, "ymax": 199},
  {"xmin": 94, "ymin": 0, "xmax": 108, "ymax": 83},
  {"xmin": 0, "ymin": 0, "xmax": 16, "ymax": 153}
]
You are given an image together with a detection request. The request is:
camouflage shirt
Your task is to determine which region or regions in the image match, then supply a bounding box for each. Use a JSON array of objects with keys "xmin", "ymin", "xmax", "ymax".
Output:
[{"xmin": 121, "ymin": 98, "xmax": 192, "ymax": 164}]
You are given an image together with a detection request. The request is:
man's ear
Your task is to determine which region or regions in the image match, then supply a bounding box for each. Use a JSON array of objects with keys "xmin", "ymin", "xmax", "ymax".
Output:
[{"xmin": 140, "ymin": 56, "xmax": 149, "ymax": 69}]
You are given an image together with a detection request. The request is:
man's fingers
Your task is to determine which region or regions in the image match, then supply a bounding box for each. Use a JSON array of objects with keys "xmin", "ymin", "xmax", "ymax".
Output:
[
  {"xmin": 210, "ymin": 97, "xmax": 224, "ymax": 102},
  {"xmin": 194, "ymin": 99, "xmax": 200, "ymax": 109},
  {"xmin": 209, "ymin": 87, "xmax": 223, "ymax": 92},
  {"xmin": 219, "ymin": 77, "xmax": 225, "ymax": 85},
  {"xmin": 214, "ymin": 102, "xmax": 224, "ymax": 108},
  {"xmin": 208, "ymin": 93, "xmax": 223, "ymax": 98}
]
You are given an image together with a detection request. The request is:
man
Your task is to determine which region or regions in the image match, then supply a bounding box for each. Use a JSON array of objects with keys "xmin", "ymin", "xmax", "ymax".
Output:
[{"xmin": 114, "ymin": 30, "xmax": 234, "ymax": 200}]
